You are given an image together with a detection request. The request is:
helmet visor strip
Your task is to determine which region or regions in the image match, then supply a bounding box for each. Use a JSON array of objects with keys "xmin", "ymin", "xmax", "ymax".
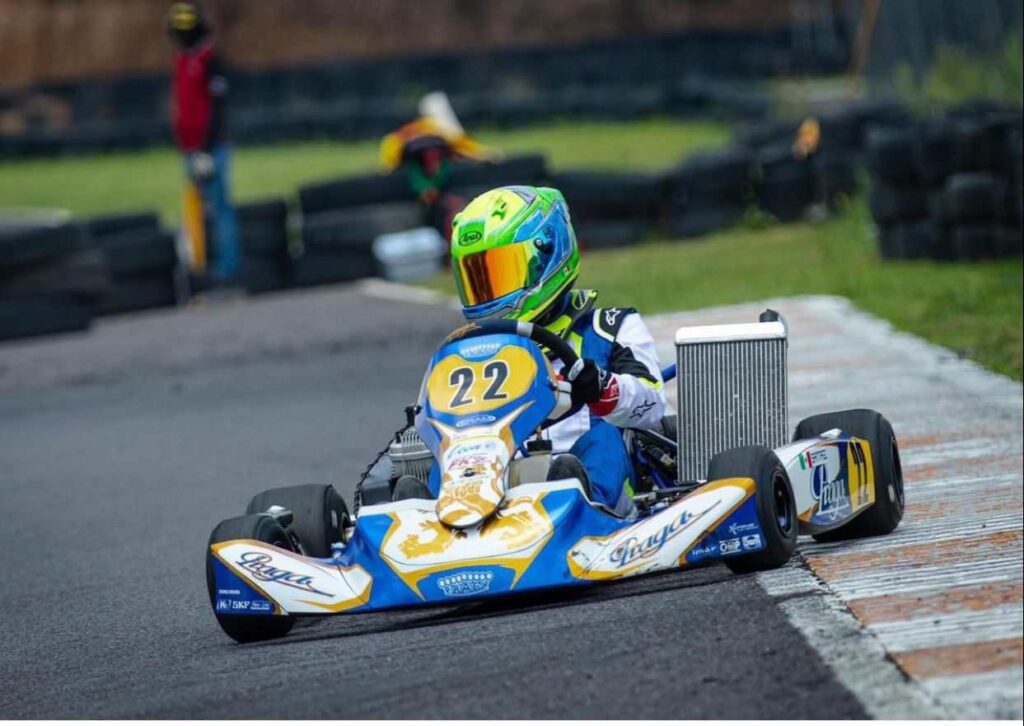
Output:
[{"xmin": 455, "ymin": 241, "xmax": 544, "ymax": 307}]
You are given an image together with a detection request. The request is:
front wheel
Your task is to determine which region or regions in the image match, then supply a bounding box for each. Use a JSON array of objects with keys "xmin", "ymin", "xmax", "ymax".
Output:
[
  {"xmin": 206, "ymin": 514, "xmax": 296, "ymax": 643},
  {"xmin": 707, "ymin": 445, "xmax": 798, "ymax": 574},
  {"xmin": 794, "ymin": 408, "xmax": 904, "ymax": 541},
  {"xmin": 246, "ymin": 484, "xmax": 350, "ymax": 557}
]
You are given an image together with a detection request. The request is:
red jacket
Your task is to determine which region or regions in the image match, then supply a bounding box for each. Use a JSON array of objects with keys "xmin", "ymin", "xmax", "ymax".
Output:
[{"xmin": 172, "ymin": 42, "xmax": 225, "ymax": 152}]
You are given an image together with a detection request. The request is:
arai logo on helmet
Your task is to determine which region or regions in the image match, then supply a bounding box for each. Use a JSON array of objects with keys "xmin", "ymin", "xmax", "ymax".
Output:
[
  {"xmin": 458, "ymin": 231, "xmax": 482, "ymax": 246},
  {"xmin": 437, "ymin": 570, "xmax": 494, "ymax": 597},
  {"xmin": 455, "ymin": 414, "xmax": 498, "ymax": 428}
]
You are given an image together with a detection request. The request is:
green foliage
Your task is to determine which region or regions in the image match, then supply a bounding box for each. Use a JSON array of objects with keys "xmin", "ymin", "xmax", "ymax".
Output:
[
  {"xmin": 0, "ymin": 119, "xmax": 729, "ymax": 223},
  {"xmin": 894, "ymin": 34, "xmax": 1024, "ymax": 112}
]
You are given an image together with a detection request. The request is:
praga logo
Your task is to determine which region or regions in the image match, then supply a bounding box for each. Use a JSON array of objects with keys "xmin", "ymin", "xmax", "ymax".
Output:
[
  {"xmin": 609, "ymin": 501, "xmax": 719, "ymax": 568},
  {"xmin": 811, "ymin": 465, "xmax": 850, "ymax": 522},
  {"xmin": 235, "ymin": 552, "xmax": 333, "ymax": 596}
]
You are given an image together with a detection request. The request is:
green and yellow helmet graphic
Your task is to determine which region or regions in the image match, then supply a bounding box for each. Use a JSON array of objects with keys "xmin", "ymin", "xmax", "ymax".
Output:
[{"xmin": 450, "ymin": 186, "xmax": 579, "ymax": 322}]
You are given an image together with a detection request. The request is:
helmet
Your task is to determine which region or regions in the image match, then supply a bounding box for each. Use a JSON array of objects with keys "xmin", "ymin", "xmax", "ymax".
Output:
[
  {"xmin": 167, "ymin": 2, "xmax": 207, "ymax": 46},
  {"xmin": 451, "ymin": 186, "xmax": 579, "ymax": 322}
]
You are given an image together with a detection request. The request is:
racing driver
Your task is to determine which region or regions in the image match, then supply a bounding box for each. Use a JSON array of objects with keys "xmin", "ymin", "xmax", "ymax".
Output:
[{"xmin": 397, "ymin": 185, "xmax": 666, "ymax": 518}]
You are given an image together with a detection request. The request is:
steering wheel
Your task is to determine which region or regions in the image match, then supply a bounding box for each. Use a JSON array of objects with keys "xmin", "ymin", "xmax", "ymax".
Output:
[{"xmin": 444, "ymin": 319, "xmax": 581, "ymax": 375}]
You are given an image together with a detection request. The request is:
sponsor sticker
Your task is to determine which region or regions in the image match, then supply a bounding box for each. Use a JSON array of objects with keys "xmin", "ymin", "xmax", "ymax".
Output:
[
  {"xmin": 455, "ymin": 414, "xmax": 498, "ymax": 428},
  {"xmin": 720, "ymin": 538, "xmax": 742, "ymax": 554},
  {"xmin": 689, "ymin": 541, "xmax": 718, "ymax": 559},
  {"xmin": 215, "ymin": 597, "xmax": 275, "ymax": 614},
  {"xmin": 811, "ymin": 465, "xmax": 851, "ymax": 523},
  {"xmin": 798, "ymin": 448, "xmax": 829, "ymax": 471},
  {"xmin": 458, "ymin": 341, "xmax": 501, "ymax": 359},
  {"xmin": 437, "ymin": 570, "xmax": 494, "ymax": 597},
  {"xmin": 235, "ymin": 552, "xmax": 333, "ymax": 596},
  {"xmin": 741, "ymin": 534, "xmax": 763, "ymax": 550},
  {"xmin": 727, "ymin": 521, "xmax": 757, "ymax": 536},
  {"xmin": 609, "ymin": 501, "xmax": 720, "ymax": 568}
]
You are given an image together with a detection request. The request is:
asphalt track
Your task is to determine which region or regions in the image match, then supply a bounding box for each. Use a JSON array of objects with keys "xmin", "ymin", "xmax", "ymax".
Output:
[{"xmin": 0, "ymin": 286, "xmax": 868, "ymax": 719}]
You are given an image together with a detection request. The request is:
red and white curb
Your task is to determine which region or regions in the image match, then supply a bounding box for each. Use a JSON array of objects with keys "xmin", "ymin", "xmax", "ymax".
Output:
[{"xmin": 649, "ymin": 295, "xmax": 1023, "ymax": 719}]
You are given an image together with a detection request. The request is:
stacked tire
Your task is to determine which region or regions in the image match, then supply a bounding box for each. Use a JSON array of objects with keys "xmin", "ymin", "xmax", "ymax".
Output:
[
  {"xmin": 942, "ymin": 111, "xmax": 1023, "ymax": 260},
  {"xmin": 867, "ymin": 107, "xmax": 1023, "ymax": 262},
  {"xmin": 85, "ymin": 212, "xmax": 179, "ymax": 315},
  {"xmin": 866, "ymin": 123, "xmax": 940, "ymax": 260},
  {"xmin": 294, "ymin": 156, "xmax": 549, "ymax": 287},
  {"xmin": 754, "ymin": 144, "xmax": 817, "ymax": 223},
  {"xmin": 444, "ymin": 154, "xmax": 548, "ymax": 201},
  {"xmin": 551, "ymin": 171, "xmax": 662, "ymax": 248},
  {"xmin": 735, "ymin": 101, "xmax": 908, "ymax": 224},
  {"xmin": 0, "ymin": 221, "xmax": 98, "ymax": 341},
  {"xmin": 234, "ymin": 198, "xmax": 291, "ymax": 294},
  {"xmin": 664, "ymin": 149, "xmax": 753, "ymax": 237},
  {"xmin": 296, "ymin": 172, "xmax": 419, "ymax": 287}
]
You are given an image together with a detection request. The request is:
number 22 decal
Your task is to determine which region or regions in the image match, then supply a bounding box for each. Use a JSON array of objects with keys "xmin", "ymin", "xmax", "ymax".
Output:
[{"xmin": 448, "ymin": 361, "xmax": 510, "ymax": 408}]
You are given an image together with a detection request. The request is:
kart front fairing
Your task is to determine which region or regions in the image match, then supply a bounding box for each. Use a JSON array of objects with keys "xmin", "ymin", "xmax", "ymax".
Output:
[{"xmin": 209, "ymin": 330, "xmax": 768, "ymax": 617}]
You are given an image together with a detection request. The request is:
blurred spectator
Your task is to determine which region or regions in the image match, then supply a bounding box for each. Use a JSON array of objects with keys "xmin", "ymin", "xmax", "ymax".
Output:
[
  {"xmin": 380, "ymin": 93, "xmax": 501, "ymax": 239},
  {"xmin": 168, "ymin": 1, "xmax": 240, "ymax": 285}
]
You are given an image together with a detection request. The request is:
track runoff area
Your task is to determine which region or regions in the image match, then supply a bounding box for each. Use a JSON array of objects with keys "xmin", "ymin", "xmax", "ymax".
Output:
[{"xmin": 645, "ymin": 294, "xmax": 1023, "ymax": 720}]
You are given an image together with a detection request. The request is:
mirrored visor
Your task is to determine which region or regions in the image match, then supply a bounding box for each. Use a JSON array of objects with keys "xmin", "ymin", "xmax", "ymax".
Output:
[{"xmin": 455, "ymin": 242, "xmax": 542, "ymax": 307}]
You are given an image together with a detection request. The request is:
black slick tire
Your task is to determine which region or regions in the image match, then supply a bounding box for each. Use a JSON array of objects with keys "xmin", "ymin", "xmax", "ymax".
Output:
[
  {"xmin": 246, "ymin": 484, "xmax": 349, "ymax": 558},
  {"xmin": 206, "ymin": 514, "xmax": 296, "ymax": 643},
  {"xmin": 794, "ymin": 409, "xmax": 904, "ymax": 541},
  {"xmin": 707, "ymin": 445, "xmax": 797, "ymax": 574}
]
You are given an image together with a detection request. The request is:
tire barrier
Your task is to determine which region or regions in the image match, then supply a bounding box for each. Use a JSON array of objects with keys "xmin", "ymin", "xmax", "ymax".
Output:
[
  {"xmin": 0, "ymin": 212, "xmax": 185, "ymax": 341},
  {"xmin": 235, "ymin": 198, "xmax": 291, "ymax": 295},
  {"xmin": 552, "ymin": 171, "xmax": 664, "ymax": 248},
  {"xmin": 664, "ymin": 148, "xmax": 752, "ymax": 238},
  {"xmin": 868, "ymin": 106, "xmax": 1023, "ymax": 262},
  {"xmin": 86, "ymin": 213, "xmax": 179, "ymax": 317},
  {"xmin": 0, "ymin": 222, "xmax": 97, "ymax": 341},
  {"xmin": 1, "ymin": 26, "xmax": 842, "ymax": 159},
  {"xmin": 293, "ymin": 155, "xmax": 548, "ymax": 289}
]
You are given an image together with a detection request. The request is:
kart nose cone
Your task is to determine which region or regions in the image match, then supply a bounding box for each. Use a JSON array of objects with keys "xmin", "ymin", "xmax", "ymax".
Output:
[{"xmin": 436, "ymin": 480, "xmax": 503, "ymax": 528}]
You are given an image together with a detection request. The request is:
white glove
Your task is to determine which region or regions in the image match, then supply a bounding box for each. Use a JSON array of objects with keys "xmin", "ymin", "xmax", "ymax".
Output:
[{"xmin": 188, "ymin": 152, "xmax": 215, "ymax": 181}]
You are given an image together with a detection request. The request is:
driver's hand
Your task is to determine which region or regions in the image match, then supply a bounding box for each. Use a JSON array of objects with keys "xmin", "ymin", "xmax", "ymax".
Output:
[{"xmin": 562, "ymin": 359, "xmax": 619, "ymax": 415}]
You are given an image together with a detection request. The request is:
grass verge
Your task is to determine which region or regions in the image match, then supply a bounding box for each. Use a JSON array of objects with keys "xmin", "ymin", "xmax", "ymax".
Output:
[
  {"xmin": 0, "ymin": 118, "xmax": 729, "ymax": 223},
  {"xmin": 426, "ymin": 200, "xmax": 1023, "ymax": 380}
]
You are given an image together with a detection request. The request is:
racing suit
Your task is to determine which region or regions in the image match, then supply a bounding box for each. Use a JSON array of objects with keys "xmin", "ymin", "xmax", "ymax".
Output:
[
  {"xmin": 533, "ymin": 289, "xmax": 666, "ymax": 517},
  {"xmin": 424, "ymin": 289, "xmax": 665, "ymax": 518}
]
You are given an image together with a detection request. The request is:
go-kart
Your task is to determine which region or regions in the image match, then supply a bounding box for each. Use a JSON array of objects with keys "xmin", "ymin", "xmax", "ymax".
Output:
[{"xmin": 206, "ymin": 316, "xmax": 904, "ymax": 643}]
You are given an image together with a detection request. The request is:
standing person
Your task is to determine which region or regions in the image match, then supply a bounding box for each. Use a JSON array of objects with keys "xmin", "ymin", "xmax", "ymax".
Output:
[
  {"xmin": 380, "ymin": 94, "xmax": 501, "ymax": 241},
  {"xmin": 167, "ymin": 1, "xmax": 240, "ymax": 286}
]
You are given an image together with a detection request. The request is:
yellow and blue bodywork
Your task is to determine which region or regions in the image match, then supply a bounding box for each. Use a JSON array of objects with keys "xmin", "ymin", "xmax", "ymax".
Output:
[{"xmin": 210, "ymin": 331, "xmax": 873, "ymax": 618}]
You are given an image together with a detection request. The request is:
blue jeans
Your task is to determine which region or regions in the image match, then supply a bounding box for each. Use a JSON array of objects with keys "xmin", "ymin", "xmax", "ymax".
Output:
[
  {"xmin": 188, "ymin": 144, "xmax": 241, "ymax": 280},
  {"xmin": 425, "ymin": 421, "xmax": 635, "ymax": 517}
]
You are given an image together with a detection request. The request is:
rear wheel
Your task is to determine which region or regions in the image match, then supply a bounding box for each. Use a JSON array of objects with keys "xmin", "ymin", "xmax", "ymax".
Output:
[
  {"xmin": 794, "ymin": 409, "xmax": 904, "ymax": 541},
  {"xmin": 246, "ymin": 484, "xmax": 349, "ymax": 557},
  {"xmin": 206, "ymin": 514, "xmax": 296, "ymax": 643},
  {"xmin": 707, "ymin": 445, "xmax": 797, "ymax": 574}
]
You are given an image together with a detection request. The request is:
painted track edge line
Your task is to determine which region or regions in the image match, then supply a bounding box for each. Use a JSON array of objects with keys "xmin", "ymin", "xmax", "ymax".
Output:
[{"xmin": 758, "ymin": 559, "xmax": 947, "ymax": 719}]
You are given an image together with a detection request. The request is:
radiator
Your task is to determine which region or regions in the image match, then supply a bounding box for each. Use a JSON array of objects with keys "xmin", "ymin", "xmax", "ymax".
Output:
[{"xmin": 675, "ymin": 316, "xmax": 788, "ymax": 482}]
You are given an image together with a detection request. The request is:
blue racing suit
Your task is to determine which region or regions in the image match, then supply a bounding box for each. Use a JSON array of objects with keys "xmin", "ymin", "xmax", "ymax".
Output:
[{"xmin": 427, "ymin": 289, "xmax": 666, "ymax": 518}]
